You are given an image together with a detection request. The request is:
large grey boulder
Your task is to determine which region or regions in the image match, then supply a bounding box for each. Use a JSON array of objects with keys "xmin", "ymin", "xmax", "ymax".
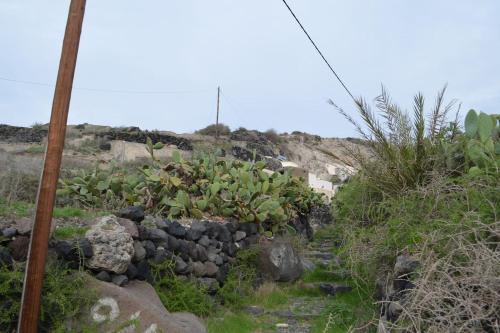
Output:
[
  {"xmin": 85, "ymin": 216, "xmax": 134, "ymax": 274},
  {"xmin": 258, "ymin": 238, "xmax": 303, "ymax": 282},
  {"xmin": 82, "ymin": 276, "xmax": 207, "ymax": 333}
]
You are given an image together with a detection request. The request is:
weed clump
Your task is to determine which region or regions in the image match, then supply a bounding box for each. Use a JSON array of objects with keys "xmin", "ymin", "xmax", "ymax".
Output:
[
  {"xmin": 0, "ymin": 260, "xmax": 95, "ymax": 332},
  {"xmin": 150, "ymin": 261, "xmax": 215, "ymax": 317},
  {"xmin": 217, "ymin": 247, "xmax": 260, "ymax": 308}
]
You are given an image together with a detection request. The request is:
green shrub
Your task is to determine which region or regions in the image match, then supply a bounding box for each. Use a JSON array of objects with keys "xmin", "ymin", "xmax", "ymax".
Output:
[
  {"xmin": 150, "ymin": 261, "xmax": 214, "ymax": 317},
  {"xmin": 0, "ymin": 260, "xmax": 95, "ymax": 332},
  {"xmin": 196, "ymin": 124, "xmax": 231, "ymax": 137},
  {"xmin": 333, "ymin": 174, "xmax": 499, "ymax": 282},
  {"xmin": 217, "ymin": 248, "xmax": 259, "ymax": 308}
]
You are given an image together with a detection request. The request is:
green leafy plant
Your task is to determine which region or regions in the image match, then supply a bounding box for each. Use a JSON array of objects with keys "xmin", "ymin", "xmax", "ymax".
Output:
[
  {"xmin": 217, "ymin": 247, "xmax": 260, "ymax": 308},
  {"xmin": 59, "ymin": 152, "xmax": 323, "ymax": 233},
  {"xmin": 0, "ymin": 260, "xmax": 95, "ymax": 332},
  {"xmin": 462, "ymin": 109, "xmax": 499, "ymax": 174},
  {"xmin": 150, "ymin": 260, "xmax": 214, "ymax": 317}
]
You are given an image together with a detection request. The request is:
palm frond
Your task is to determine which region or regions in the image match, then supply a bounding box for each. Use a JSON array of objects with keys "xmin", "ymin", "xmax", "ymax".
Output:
[{"xmin": 428, "ymin": 85, "xmax": 456, "ymax": 140}]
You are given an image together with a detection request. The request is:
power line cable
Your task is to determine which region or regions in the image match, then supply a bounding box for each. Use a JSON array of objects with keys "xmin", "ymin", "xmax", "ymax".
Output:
[
  {"xmin": 219, "ymin": 90, "xmax": 250, "ymax": 116},
  {"xmin": 0, "ymin": 76, "xmax": 210, "ymax": 95},
  {"xmin": 280, "ymin": 0, "xmax": 357, "ymax": 102}
]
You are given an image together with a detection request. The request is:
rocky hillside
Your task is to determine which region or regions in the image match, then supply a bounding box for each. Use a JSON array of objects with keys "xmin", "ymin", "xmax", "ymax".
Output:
[{"xmin": 0, "ymin": 123, "xmax": 366, "ymax": 175}]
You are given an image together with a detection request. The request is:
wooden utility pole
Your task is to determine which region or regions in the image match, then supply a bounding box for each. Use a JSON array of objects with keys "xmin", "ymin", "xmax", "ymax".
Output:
[
  {"xmin": 18, "ymin": 1, "xmax": 86, "ymax": 331},
  {"xmin": 215, "ymin": 86, "xmax": 220, "ymax": 140}
]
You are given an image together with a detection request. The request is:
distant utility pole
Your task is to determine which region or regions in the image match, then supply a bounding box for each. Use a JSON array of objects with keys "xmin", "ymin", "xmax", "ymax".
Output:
[
  {"xmin": 18, "ymin": 0, "xmax": 86, "ymax": 332},
  {"xmin": 215, "ymin": 86, "xmax": 221, "ymax": 141}
]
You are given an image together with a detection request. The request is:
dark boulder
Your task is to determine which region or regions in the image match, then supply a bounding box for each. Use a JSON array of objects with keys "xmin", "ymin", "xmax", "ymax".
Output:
[
  {"xmin": 136, "ymin": 260, "xmax": 151, "ymax": 281},
  {"xmin": 258, "ymin": 239, "xmax": 303, "ymax": 282},
  {"xmin": 0, "ymin": 247, "xmax": 13, "ymax": 268},
  {"xmin": 225, "ymin": 221, "xmax": 238, "ymax": 234},
  {"xmin": 2, "ymin": 227, "xmax": 17, "ymax": 238},
  {"xmin": 196, "ymin": 244, "xmax": 208, "ymax": 262},
  {"xmin": 153, "ymin": 248, "xmax": 173, "ymax": 265},
  {"xmin": 176, "ymin": 240, "xmax": 190, "ymax": 261},
  {"xmin": 193, "ymin": 261, "xmax": 206, "ymax": 277},
  {"xmin": 133, "ymin": 241, "xmax": 146, "ymax": 262},
  {"xmin": 77, "ymin": 238, "xmax": 93, "ymax": 258},
  {"xmin": 198, "ymin": 235, "xmax": 210, "ymax": 248},
  {"xmin": 393, "ymin": 254, "xmax": 420, "ymax": 291},
  {"xmin": 54, "ymin": 240, "xmax": 78, "ymax": 261},
  {"xmin": 95, "ymin": 271, "xmax": 111, "ymax": 282},
  {"xmin": 126, "ymin": 263, "xmax": 138, "ymax": 280},
  {"xmin": 217, "ymin": 226, "xmax": 232, "ymax": 243},
  {"xmin": 288, "ymin": 214, "xmax": 313, "ymax": 240},
  {"xmin": 198, "ymin": 278, "xmax": 219, "ymax": 295},
  {"xmin": 233, "ymin": 230, "xmax": 246, "ymax": 242},
  {"xmin": 222, "ymin": 242, "xmax": 237, "ymax": 257},
  {"xmin": 174, "ymin": 256, "xmax": 189, "ymax": 275},
  {"xmin": 203, "ymin": 262, "xmax": 219, "ymax": 277},
  {"xmin": 117, "ymin": 206, "xmax": 145, "ymax": 223},
  {"xmin": 186, "ymin": 228, "xmax": 203, "ymax": 241},
  {"xmin": 9, "ymin": 236, "xmax": 30, "ymax": 261},
  {"xmin": 147, "ymin": 228, "xmax": 169, "ymax": 243},
  {"xmin": 166, "ymin": 234, "xmax": 180, "ymax": 252},
  {"xmin": 167, "ymin": 221, "xmax": 187, "ymax": 238},
  {"xmin": 243, "ymin": 234, "xmax": 260, "ymax": 248},
  {"xmin": 238, "ymin": 222, "xmax": 258, "ymax": 235},
  {"xmin": 191, "ymin": 220, "xmax": 207, "ymax": 233},
  {"xmin": 111, "ymin": 274, "xmax": 129, "ymax": 287},
  {"xmin": 216, "ymin": 263, "xmax": 230, "ymax": 283},
  {"xmin": 143, "ymin": 240, "xmax": 156, "ymax": 258}
]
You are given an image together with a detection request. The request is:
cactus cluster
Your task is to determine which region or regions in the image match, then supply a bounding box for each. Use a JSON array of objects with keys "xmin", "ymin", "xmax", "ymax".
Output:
[
  {"xmin": 58, "ymin": 150, "xmax": 323, "ymax": 233},
  {"xmin": 463, "ymin": 109, "xmax": 499, "ymax": 175}
]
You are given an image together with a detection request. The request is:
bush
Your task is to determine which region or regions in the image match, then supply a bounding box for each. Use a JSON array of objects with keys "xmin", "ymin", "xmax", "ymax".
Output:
[
  {"xmin": 0, "ymin": 260, "xmax": 95, "ymax": 332},
  {"xmin": 217, "ymin": 248, "xmax": 259, "ymax": 308},
  {"xmin": 334, "ymin": 174, "xmax": 499, "ymax": 282},
  {"xmin": 150, "ymin": 261, "xmax": 214, "ymax": 317},
  {"xmin": 196, "ymin": 123, "xmax": 231, "ymax": 137}
]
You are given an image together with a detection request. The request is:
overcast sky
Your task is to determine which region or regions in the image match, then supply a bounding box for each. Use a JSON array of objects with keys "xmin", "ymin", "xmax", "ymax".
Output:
[{"xmin": 1, "ymin": 1, "xmax": 499, "ymax": 137}]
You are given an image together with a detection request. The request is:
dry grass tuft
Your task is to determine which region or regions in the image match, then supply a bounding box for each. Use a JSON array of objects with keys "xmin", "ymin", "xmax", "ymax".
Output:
[{"xmin": 387, "ymin": 220, "xmax": 500, "ymax": 333}]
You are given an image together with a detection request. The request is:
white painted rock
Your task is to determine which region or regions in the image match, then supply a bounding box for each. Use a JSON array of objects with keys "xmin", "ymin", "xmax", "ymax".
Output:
[
  {"xmin": 84, "ymin": 276, "xmax": 207, "ymax": 333},
  {"xmin": 85, "ymin": 215, "xmax": 134, "ymax": 274}
]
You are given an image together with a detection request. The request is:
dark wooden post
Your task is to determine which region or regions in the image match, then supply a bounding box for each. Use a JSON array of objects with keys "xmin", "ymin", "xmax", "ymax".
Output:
[{"xmin": 18, "ymin": 0, "xmax": 86, "ymax": 331}]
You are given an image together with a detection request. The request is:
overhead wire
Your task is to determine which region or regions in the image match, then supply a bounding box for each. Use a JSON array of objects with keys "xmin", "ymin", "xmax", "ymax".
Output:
[
  {"xmin": 0, "ymin": 76, "xmax": 210, "ymax": 95},
  {"xmin": 280, "ymin": 0, "xmax": 357, "ymax": 103}
]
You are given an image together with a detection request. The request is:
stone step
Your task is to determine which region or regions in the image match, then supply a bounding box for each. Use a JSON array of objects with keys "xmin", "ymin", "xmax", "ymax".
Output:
[{"xmin": 302, "ymin": 251, "xmax": 336, "ymax": 260}]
